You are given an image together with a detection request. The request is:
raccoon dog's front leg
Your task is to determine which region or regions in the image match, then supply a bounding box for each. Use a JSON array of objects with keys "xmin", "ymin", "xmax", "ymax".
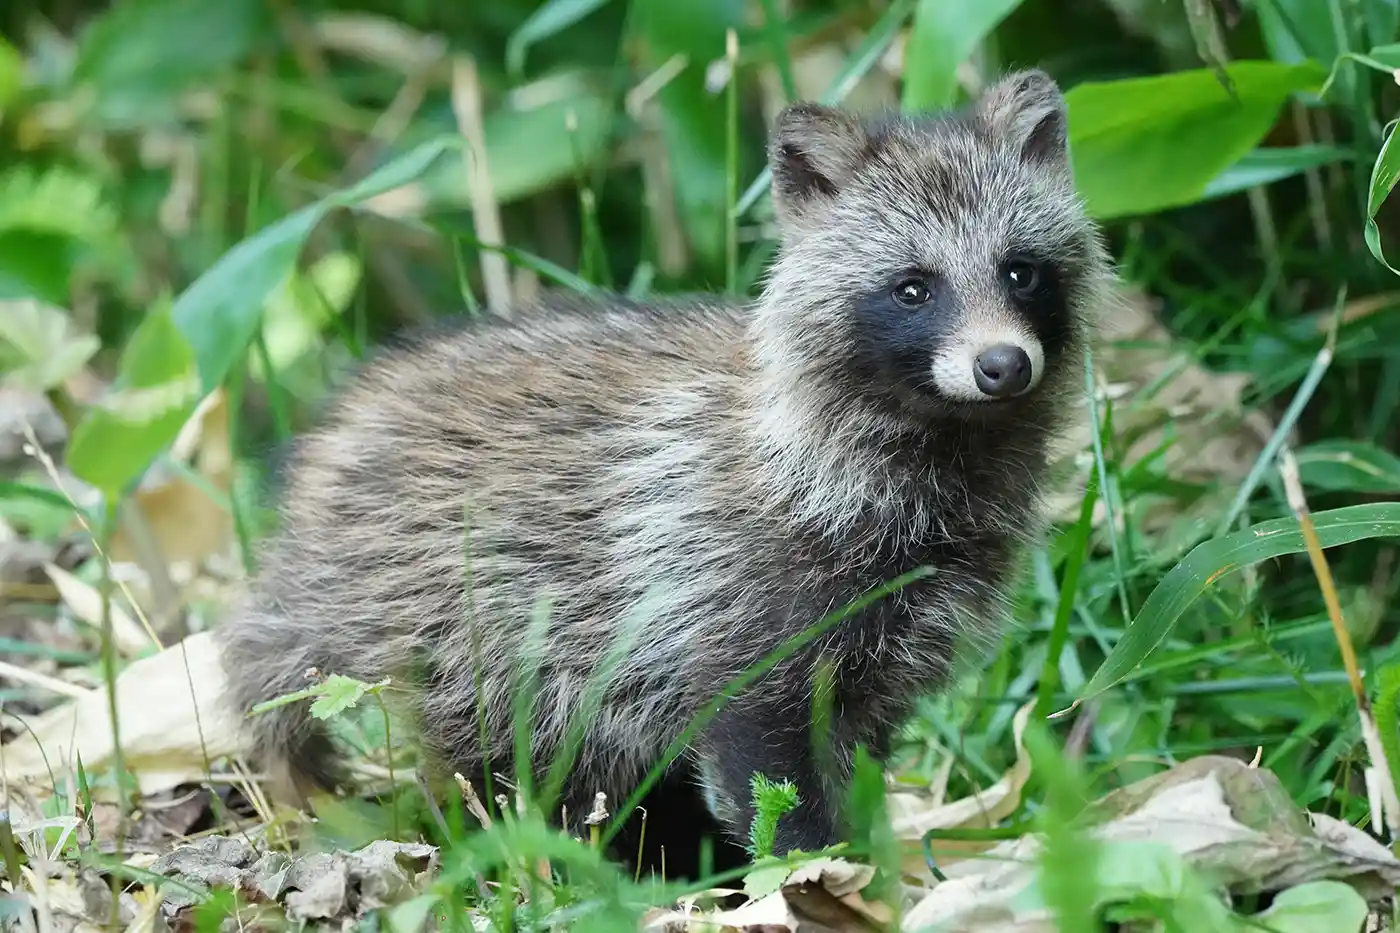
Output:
[{"xmin": 691, "ymin": 692, "xmax": 845, "ymax": 856}]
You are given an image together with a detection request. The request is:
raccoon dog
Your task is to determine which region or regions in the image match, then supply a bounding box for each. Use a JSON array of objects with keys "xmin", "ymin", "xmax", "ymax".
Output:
[{"xmin": 217, "ymin": 69, "xmax": 1113, "ymax": 860}]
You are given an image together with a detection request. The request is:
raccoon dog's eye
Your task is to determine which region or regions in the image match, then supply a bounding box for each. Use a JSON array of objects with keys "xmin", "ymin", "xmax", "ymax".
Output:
[
  {"xmin": 1004, "ymin": 260, "xmax": 1039, "ymax": 296},
  {"xmin": 892, "ymin": 278, "xmax": 931, "ymax": 307}
]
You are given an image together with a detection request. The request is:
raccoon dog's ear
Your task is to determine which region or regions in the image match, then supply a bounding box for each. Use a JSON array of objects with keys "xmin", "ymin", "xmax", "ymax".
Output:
[
  {"xmin": 768, "ymin": 102, "xmax": 871, "ymax": 232},
  {"xmin": 976, "ymin": 69, "xmax": 1069, "ymax": 170}
]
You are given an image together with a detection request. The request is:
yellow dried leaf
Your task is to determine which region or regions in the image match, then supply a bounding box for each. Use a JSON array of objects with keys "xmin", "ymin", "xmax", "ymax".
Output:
[
  {"xmin": 0, "ymin": 631, "xmax": 247, "ymax": 798},
  {"xmin": 112, "ymin": 388, "xmax": 235, "ymax": 575},
  {"xmin": 887, "ymin": 702, "xmax": 1034, "ymax": 877},
  {"xmin": 44, "ymin": 561, "xmax": 154, "ymax": 656}
]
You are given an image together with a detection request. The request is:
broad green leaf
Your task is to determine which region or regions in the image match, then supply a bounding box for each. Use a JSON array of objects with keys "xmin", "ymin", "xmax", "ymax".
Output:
[
  {"xmin": 66, "ymin": 298, "xmax": 201, "ymax": 497},
  {"xmin": 1368, "ymin": 0, "xmax": 1400, "ymax": 46},
  {"xmin": 0, "ymin": 480, "xmax": 81, "ymax": 540},
  {"xmin": 0, "ymin": 232, "xmax": 71, "ymax": 305},
  {"xmin": 252, "ymin": 252, "xmax": 363, "ymax": 381},
  {"xmin": 1199, "ymin": 146, "xmax": 1354, "ymax": 201},
  {"xmin": 740, "ymin": 864, "xmax": 790, "ymax": 900},
  {"xmin": 63, "ymin": 138, "xmax": 455, "ymax": 499},
  {"xmin": 506, "ymin": 0, "xmax": 613, "ymax": 78},
  {"xmin": 1368, "ymin": 42, "xmax": 1400, "ymax": 67},
  {"xmin": 1368, "ymin": 124, "xmax": 1400, "ymax": 220},
  {"xmin": 1256, "ymin": 0, "xmax": 1345, "ymax": 83},
  {"xmin": 309, "ymin": 674, "xmax": 377, "ymax": 720},
  {"xmin": 1017, "ymin": 840, "xmax": 1238, "ymax": 930},
  {"xmin": 0, "ymin": 298, "xmax": 100, "ymax": 391},
  {"xmin": 172, "ymin": 204, "xmax": 323, "ymax": 393},
  {"xmin": 735, "ymin": 0, "xmax": 919, "ymax": 219},
  {"xmin": 0, "ymin": 482, "xmax": 74, "ymax": 513},
  {"xmin": 71, "ymin": 0, "xmax": 267, "ymax": 128},
  {"xmin": 1066, "ymin": 61, "xmax": 1327, "ymax": 220},
  {"xmin": 174, "ymin": 136, "xmax": 457, "ymax": 392},
  {"xmin": 1088, "ymin": 841, "xmax": 1187, "ymax": 904},
  {"xmin": 0, "ymin": 169, "xmax": 124, "ymax": 300},
  {"xmin": 1078, "ymin": 503, "xmax": 1400, "ymax": 702},
  {"xmin": 901, "ymin": 0, "xmax": 1025, "ymax": 112},
  {"xmin": 1293, "ymin": 439, "xmax": 1400, "ymax": 493},
  {"xmin": 1365, "ymin": 121, "xmax": 1400, "ymax": 275},
  {"xmin": 1247, "ymin": 881, "xmax": 1368, "ymax": 933}
]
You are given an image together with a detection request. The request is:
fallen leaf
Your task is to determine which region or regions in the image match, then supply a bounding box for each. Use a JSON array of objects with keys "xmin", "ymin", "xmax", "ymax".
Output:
[
  {"xmin": 741, "ymin": 855, "xmax": 879, "ymax": 910},
  {"xmin": 643, "ymin": 889, "xmax": 797, "ymax": 932},
  {"xmin": 148, "ymin": 836, "xmax": 261, "ymax": 911},
  {"xmin": 29, "ymin": 868, "xmax": 142, "ymax": 933},
  {"xmin": 742, "ymin": 863, "xmax": 791, "ymax": 900},
  {"xmin": 0, "ymin": 631, "xmax": 246, "ymax": 798},
  {"xmin": 44, "ymin": 560, "xmax": 153, "ymax": 655},
  {"xmin": 111, "ymin": 388, "xmax": 235, "ymax": 587},
  {"xmin": 87, "ymin": 787, "xmax": 213, "ymax": 854},
  {"xmin": 1305, "ymin": 811, "xmax": 1400, "ymax": 899},
  {"xmin": 1045, "ymin": 285, "xmax": 1272, "ymax": 533},
  {"xmin": 148, "ymin": 835, "xmax": 439, "ymax": 923},
  {"xmin": 1246, "ymin": 880, "xmax": 1369, "ymax": 933},
  {"xmin": 899, "ymin": 755, "xmax": 1400, "ymax": 932},
  {"xmin": 284, "ymin": 852, "xmax": 353, "ymax": 921},
  {"xmin": 782, "ymin": 857, "xmax": 876, "ymax": 899},
  {"xmin": 887, "ymin": 701, "xmax": 1034, "ymax": 876}
]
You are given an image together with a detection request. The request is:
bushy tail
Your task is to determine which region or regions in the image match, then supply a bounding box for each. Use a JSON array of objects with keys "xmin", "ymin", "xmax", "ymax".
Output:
[{"xmin": 216, "ymin": 598, "xmax": 345, "ymax": 805}]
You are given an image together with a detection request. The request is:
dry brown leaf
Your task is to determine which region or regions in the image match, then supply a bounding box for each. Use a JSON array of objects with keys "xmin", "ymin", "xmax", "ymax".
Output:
[
  {"xmin": 121, "ymin": 887, "xmax": 168, "ymax": 933},
  {"xmin": 1045, "ymin": 285, "xmax": 1272, "ymax": 531},
  {"xmin": 643, "ymin": 890, "xmax": 798, "ymax": 933},
  {"xmin": 0, "ymin": 631, "xmax": 246, "ymax": 798},
  {"xmin": 147, "ymin": 837, "xmax": 439, "ymax": 925},
  {"xmin": 899, "ymin": 756, "xmax": 1400, "ymax": 932},
  {"xmin": 111, "ymin": 388, "xmax": 236, "ymax": 583},
  {"xmin": 783, "ymin": 857, "xmax": 876, "ymax": 898},
  {"xmin": 44, "ymin": 561, "xmax": 154, "ymax": 656},
  {"xmin": 898, "ymin": 832, "xmax": 1053, "ymax": 933},
  {"xmin": 781, "ymin": 863, "xmax": 902, "ymax": 931},
  {"xmin": 887, "ymin": 701, "xmax": 1034, "ymax": 877},
  {"xmin": 642, "ymin": 858, "xmax": 886, "ymax": 933},
  {"xmin": 23, "ymin": 868, "xmax": 144, "ymax": 933}
]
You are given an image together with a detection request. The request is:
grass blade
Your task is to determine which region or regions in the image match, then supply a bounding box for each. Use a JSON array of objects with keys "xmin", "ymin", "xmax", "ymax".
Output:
[
  {"xmin": 901, "ymin": 0, "xmax": 1024, "ymax": 112},
  {"xmin": 1215, "ymin": 299, "xmax": 1339, "ymax": 537},
  {"xmin": 1070, "ymin": 503, "xmax": 1400, "ymax": 707},
  {"xmin": 733, "ymin": 0, "xmax": 917, "ymax": 219},
  {"xmin": 506, "ymin": 0, "xmax": 613, "ymax": 78}
]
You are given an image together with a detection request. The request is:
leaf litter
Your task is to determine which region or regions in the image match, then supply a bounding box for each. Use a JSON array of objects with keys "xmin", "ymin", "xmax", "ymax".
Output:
[
  {"xmin": 9, "ymin": 627, "xmax": 1396, "ymax": 933},
  {"xmin": 144, "ymin": 835, "xmax": 439, "ymax": 924},
  {"xmin": 0, "ymin": 294, "xmax": 1393, "ymax": 932}
]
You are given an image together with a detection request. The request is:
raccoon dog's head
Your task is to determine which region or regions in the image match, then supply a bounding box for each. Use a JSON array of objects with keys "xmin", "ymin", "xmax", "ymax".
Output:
[{"xmin": 753, "ymin": 70, "xmax": 1111, "ymax": 425}]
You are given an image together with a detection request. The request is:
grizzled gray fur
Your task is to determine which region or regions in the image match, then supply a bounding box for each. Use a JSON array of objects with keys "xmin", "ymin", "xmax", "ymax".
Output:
[{"xmin": 217, "ymin": 69, "xmax": 1115, "ymax": 856}]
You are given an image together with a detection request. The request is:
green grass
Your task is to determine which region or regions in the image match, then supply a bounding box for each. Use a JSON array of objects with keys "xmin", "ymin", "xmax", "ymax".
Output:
[{"xmin": 3, "ymin": 0, "xmax": 1400, "ymax": 929}]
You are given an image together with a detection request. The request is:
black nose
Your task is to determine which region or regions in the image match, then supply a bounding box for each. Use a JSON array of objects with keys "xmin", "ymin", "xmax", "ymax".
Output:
[{"xmin": 973, "ymin": 344, "xmax": 1032, "ymax": 398}]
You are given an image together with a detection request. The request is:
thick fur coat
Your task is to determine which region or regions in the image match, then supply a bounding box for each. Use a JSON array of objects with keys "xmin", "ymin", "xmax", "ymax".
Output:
[{"xmin": 217, "ymin": 69, "xmax": 1114, "ymax": 856}]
